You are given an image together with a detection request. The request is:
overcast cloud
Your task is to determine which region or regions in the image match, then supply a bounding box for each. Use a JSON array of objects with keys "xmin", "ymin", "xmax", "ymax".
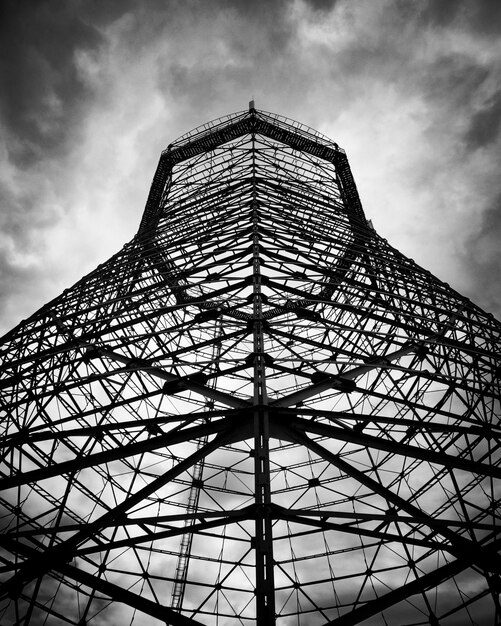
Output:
[{"xmin": 1, "ymin": 0, "xmax": 500, "ymax": 334}]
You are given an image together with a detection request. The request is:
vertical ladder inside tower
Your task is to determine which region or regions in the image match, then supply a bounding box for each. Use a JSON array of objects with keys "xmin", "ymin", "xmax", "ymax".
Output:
[
  {"xmin": 170, "ymin": 317, "xmax": 223, "ymax": 611},
  {"xmin": 170, "ymin": 445, "xmax": 207, "ymax": 611}
]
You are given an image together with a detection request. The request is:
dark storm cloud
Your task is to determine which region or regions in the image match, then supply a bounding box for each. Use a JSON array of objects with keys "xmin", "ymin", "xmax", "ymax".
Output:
[
  {"xmin": 467, "ymin": 0, "xmax": 501, "ymax": 35},
  {"xmin": 0, "ymin": 1, "xmax": 105, "ymax": 166},
  {"xmin": 17, "ymin": 570, "xmax": 119, "ymax": 626},
  {"xmin": 220, "ymin": 0, "xmax": 293, "ymax": 54},
  {"xmin": 0, "ymin": 177, "xmax": 61, "ymax": 326},
  {"xmin": 464, "ymin": 90, "xmax": 501, "ymax": 149},
  {"xmin": 421, "ymin": 54, "xmax": 490, "ymax": 109},
  {"xmin": 0, "ymin": 0, "xmax": 333, "ymax": 172},
  {"xmin": 0, "ymin": 0, "xmax": 139, "ymax": 334},
  {"xmin": 219, "ymin": 0, "xmax": 340, "ymax": 14},
  {"xmin": 1, "ymin": 0, "xmax": 500, "ymax": 332},
  {"xmin": 143, "ymin": 0, "xmax": 301, "ymax": 135},
  {"xmin": 405, "ymin": 4, "xmax": 501, "ymax": 318},
  {"xmin": 463, "ymin": 196, "xmax": 501, "ymax": 316},
  {"xmin": 302, "ymin": 0, "xmax": 340, "ymax": 12},
  {"xmin": 348, "ymin": 1, "xmax": 501, "ymax": 321},
  {"xmin": 419, "ymin": 0, "xmax": 501, "ymax": 34},
  {"xmin": 310, "ymin": 561, "xmax": 493, "ymax": 625},
  {"xmin": 417, "ymin": 0, "xmax": 463, "ymax": 27}
]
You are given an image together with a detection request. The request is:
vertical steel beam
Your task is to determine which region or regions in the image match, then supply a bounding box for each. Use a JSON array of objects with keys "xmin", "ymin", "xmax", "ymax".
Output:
[{"xmin": 250, "ymin": 124, "xmax": 276, "ymax": 624}]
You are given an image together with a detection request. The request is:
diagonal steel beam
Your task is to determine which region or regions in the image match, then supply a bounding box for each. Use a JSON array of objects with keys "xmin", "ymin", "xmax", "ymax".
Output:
[
  {"xmin": 283, "ymin": 425, "xmax": 501, "ymax": 576},
  {"xmin": 50, "ymin": 312, "xmax": 249, "ymax": 409},
  {"xmin": 62, "ymin": 562, "xmax": 205, "ymax": 626},
  {"xmin": 4, "ymin": 408, "xmax": 235, "ymax": 445},
  {"xmin": 287, "ymin": 414, "xmax": 501, "ymax": 479},
  {"xmin": 0, "ymin": 416, "xmax": 236, "ymax": 491},
  {"xmin": 83, "ymin": 344, "xmax": 250, "ymax": 409},
  {"xmin": 268, "ymin": 507, "xmax": 496, "ymax": 531},
  {"xmin": 272, "ymin": 505, "xmax": 450, "ymax": 552},
  {"xmin": 319, "ymin": 541, "xmax": 501, "ymax": 626},
  {"xmin": 4, "ymin": 509, "xmax": 255, "ymax": 539},
  {"xmin": 0, "ymin": 427, "xmax": 238, "ymax": 600},
  {"xmin": 272, "ymin": 342, "xmax": 417, "ymax": 408},
  {"xmin": 291, "ymin": 407, "xmax": 501, "ymax": 436},
  {"xmin": 3, "ymin": 536, "xmax": 205, "ymax": 626},
  {"xmin": 75, "ymin": 507, "xmax": 253, "ymax": 556}
]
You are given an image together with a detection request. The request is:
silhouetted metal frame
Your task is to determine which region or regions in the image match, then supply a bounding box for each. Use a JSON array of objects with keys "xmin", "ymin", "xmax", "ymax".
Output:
[{"xmin": 0, "ymin": 106, "xmax": 500, "ymax": 625}]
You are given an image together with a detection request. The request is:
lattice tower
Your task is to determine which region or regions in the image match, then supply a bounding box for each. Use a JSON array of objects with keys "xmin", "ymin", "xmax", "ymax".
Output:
[{"xmin": 1, "ymin": 104, "xmax": 501, "ymax": 626}]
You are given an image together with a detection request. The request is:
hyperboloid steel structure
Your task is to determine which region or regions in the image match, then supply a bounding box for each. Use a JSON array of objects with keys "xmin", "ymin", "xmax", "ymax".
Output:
[{"xmin": 1, "ymin": 104, "xmax": 501, "ymax": 626}]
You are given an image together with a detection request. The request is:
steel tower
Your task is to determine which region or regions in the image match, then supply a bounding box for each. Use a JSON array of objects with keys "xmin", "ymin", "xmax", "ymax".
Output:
[{"xmin": 1, "ymin": 104, "xmax": 500, "ymax": 626}]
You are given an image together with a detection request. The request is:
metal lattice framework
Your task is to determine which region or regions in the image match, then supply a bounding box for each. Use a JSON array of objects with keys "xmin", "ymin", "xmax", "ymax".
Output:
[{"xmin": 1, "ymin": 104, "xmax": 501, "ymax": 626}]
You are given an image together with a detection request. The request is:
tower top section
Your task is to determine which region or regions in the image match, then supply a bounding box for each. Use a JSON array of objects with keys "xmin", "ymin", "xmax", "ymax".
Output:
[
  {"xmin": 139, "ymin": 106, "xmax": 365, "ymax": 235},
  {"xmin": 166, "ymin": 105, "xmax": 342, "ymax": 158}
]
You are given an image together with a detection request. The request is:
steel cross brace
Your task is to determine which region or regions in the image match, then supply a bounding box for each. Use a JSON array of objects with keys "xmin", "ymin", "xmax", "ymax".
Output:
[
  {"xmin": 283, "ymin": 426, "xmax": 501, "ymax": 577},
  {"xmin": 271, "ymin": 505, "xmax": 451, "ymax": 553},
  {"xmin": 0, "ymin": 427, "xmax": 239, "ymax": 602},
  {"xmin": 286, "ymin": 413, "xmax": 501, "ymax": 480},
  {"xmin": 81, "ymin": 344, "xmax": 249, "ymax": 409},
  {"xmin": 3, "ymin": 509, "xmax": 254, "ymax": 541},
  {"xmin": 319, "ymin": 543, "xmax": 501, "ymax": 626},
  {"xmin": 271, "ymin": 341, "xmax": 418, "ymax": 408},
  {"xmin": 0, "ymin": 416, "xmax": 235, "ymax": 491},
  {"xmin": 61, "ymin": 562, "xmax": 205, "ymax": 626},
  {"xmin": 0, "ymin": 536, "xmax": 204, "ymax": 626},
  {"xmin": 75, "ymin": 508, "xmax": 254, "ymax": 556}
]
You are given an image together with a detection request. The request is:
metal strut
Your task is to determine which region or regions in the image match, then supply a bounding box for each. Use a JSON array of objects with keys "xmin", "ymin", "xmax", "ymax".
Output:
[{"xmin": 250, "ymin": 125, "xmax": 276, "ymax": 624}]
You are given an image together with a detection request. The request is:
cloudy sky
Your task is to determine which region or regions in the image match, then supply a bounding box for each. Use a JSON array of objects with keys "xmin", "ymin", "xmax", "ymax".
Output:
[{"xmin": 1, "ymin": 0, "xmax": 500, "ymax": 336}]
